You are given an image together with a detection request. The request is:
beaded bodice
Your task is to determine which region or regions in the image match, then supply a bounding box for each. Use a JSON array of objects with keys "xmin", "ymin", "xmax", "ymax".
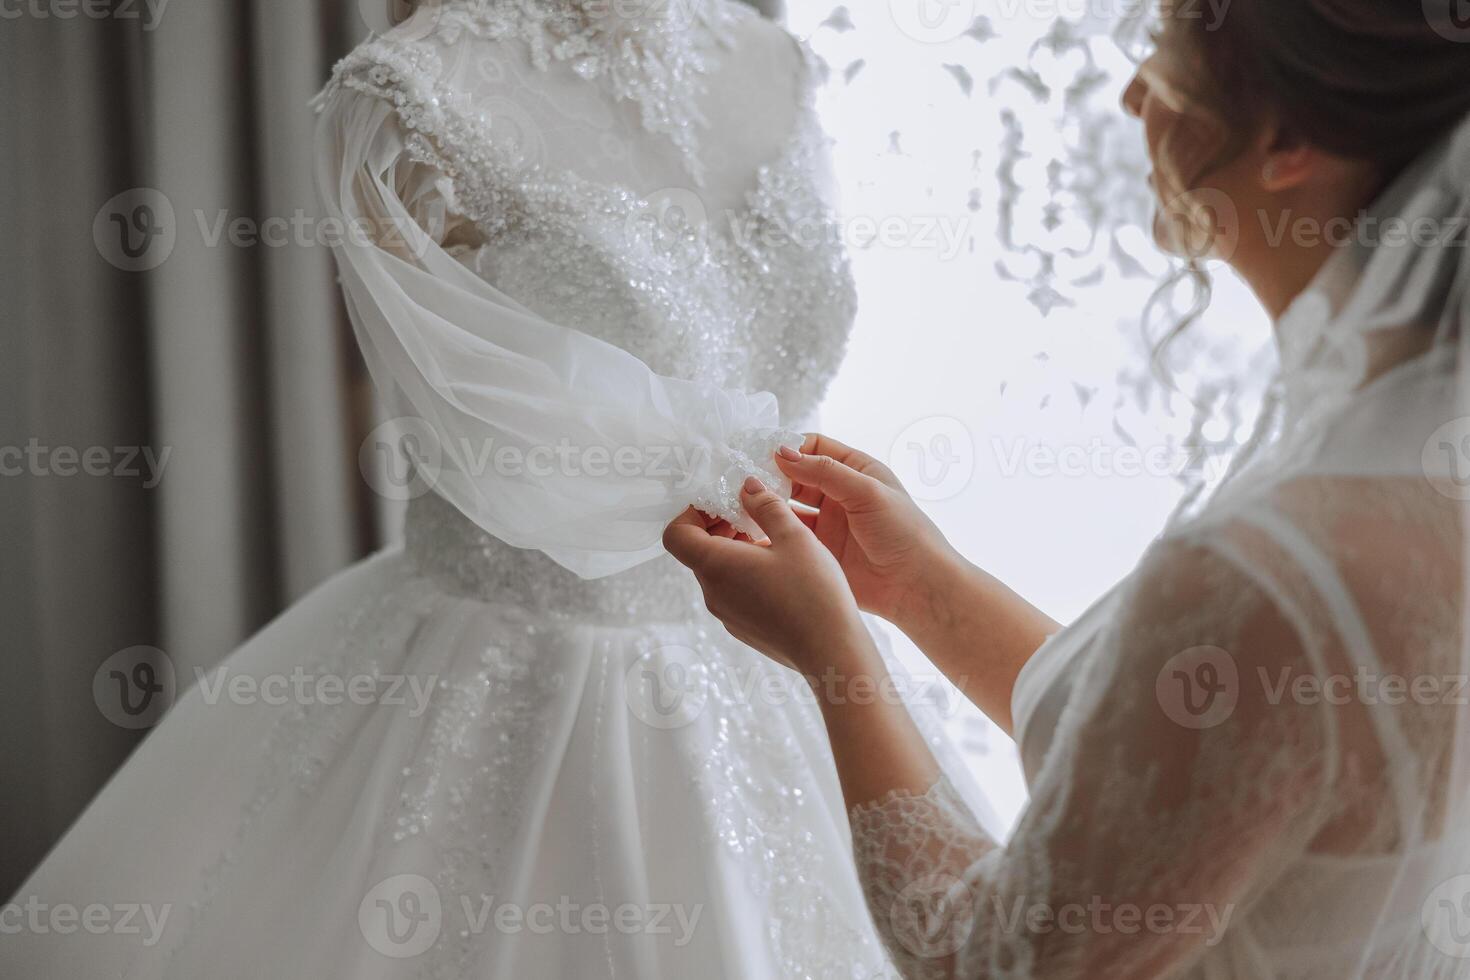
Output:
[{"xmin": 322, "ymin": 0, "xmax": 856, "ymax": 609}]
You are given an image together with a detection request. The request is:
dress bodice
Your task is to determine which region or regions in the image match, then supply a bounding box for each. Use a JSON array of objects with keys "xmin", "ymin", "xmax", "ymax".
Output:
[
  {"xmin": 320, "ymin": 0, "xmax": 857, "ymax": 604},
  {"xmin": 450, "ymin": 120, "xmax": 856, "ymax": 425}
]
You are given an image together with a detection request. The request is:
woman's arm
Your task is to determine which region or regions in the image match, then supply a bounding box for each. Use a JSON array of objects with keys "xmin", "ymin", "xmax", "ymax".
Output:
[
  {"xmin": 774, "ymin": 437, "xmax": 1059, "ymax": 734},
  {"xmin": 814, "ymin": 642, "xmax": 949, "ymax": 809},
  {"xmin": 666, "ymin": 492, "xmax": 1338, "ymax": 979},
  {"xmin": 892, "ymin": 549, "xmax": 1057, "ymax": 737},
  {"xmin": 663, "ymin": 493, "xmax": 949, "ymax": 807}
]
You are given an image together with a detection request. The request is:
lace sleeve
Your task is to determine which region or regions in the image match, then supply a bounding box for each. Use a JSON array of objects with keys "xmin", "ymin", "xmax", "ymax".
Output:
[
  {"xmin": 848, "ymin": 527, "xmax": 1338, "ymax": 979},
  {"xmin": 850, "ymin": 777, "xmax": 997, "ymax": 979},
  {"xmin": 313, "ymin": 45, "xmax": 802, "ymax": 578}
]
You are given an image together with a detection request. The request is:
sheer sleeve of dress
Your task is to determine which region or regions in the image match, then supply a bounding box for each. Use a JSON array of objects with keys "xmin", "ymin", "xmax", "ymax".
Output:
[
  {"xmin": 313, "ymin": 50, "xmax": 801, "ymax": 580},
  {"xmin": 849, "ymin": 517, "xmax": 1343, "ymax": 979}
]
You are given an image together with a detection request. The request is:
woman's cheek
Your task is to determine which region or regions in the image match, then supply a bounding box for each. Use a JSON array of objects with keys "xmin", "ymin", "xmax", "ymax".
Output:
[{"xmin": 1144, "ymin": 103, "xmax": 1233, "ymax": 258}]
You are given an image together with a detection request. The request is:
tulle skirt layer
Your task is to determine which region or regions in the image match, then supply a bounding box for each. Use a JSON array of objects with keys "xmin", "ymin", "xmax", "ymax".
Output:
[{"xmin": 4, "ymin": 549, "xmax": 894, "ymax": 979}]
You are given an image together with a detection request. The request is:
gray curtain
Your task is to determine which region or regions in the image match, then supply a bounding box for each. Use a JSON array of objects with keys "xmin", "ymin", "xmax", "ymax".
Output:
[{"xmin": 0, "ymin": 0, "xmax": 378, "ymax": 898}]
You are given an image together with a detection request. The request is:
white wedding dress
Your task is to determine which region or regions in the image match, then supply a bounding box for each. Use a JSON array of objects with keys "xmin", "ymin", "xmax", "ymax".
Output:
[{"xmin": 2, "ymin": 2, "xmax": 976, "ymax": 976}]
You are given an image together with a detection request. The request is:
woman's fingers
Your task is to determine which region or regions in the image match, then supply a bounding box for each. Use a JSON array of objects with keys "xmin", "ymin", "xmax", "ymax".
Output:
[
  {"xmin": 792, "ymin": 432, "xmax": 900, "ymax": 493},
  {"xmin": 740, "ymin": 477, "xmax": 807, "ymax": 544},
  {"xmin": 776, "ymin": 444, "xmax": 826, "ymax": 508},
  {"xmin": 663, "ymin": 507, "xmax": 738, "ymax": 569},
  {"xmin": 774, "ymin": 449, "xmax": 885, "ymax": 510},
  {"xmin": 800, "ymin": 432, "xmax": 885, "ymax": 474}
]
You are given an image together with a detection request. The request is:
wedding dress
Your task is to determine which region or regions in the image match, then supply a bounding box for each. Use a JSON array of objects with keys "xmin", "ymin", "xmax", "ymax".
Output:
[
  {"xmin": 846, "ymin": 114, "xmax": 1470, "ymax": 978},
  {"xmin": 1, "ymin": 2, "xmax": 979, "ymax": 976}
]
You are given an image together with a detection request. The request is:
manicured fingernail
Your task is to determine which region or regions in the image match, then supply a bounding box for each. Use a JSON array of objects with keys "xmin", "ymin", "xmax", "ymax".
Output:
[
  {"xmin": 776, "ymin": 445, "xmax": 802, "ymax": 461},
  {"xmin": 743, "ymin": 475, "xmax": 764, "ymax": 494}
]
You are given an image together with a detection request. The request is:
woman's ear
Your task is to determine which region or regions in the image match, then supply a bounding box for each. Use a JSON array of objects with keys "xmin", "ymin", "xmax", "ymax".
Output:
[{"xmin": 1259, "ymin": 127, "xmax": 1320, "ymax": 192}]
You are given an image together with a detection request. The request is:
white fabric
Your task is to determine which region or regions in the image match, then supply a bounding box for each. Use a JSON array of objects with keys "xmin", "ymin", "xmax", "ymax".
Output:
[
  {"xmin": 1, "ymin": 2, "xmax": 987, "ymax": 977},
  {"xmin": 314, "ymin": 0, "xmax": 825, "ymax": 578},
  {"xmin": 848, "ymin": 112, "xmax": 1470, "ymax": 978}
]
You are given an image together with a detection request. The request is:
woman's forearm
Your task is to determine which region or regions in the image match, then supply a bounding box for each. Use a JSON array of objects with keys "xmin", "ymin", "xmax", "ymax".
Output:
[
  {"xmin": 892, "ymin": 550, "xmax": 1060, "ymax": 736},
  {"xmin": 808, "ymin": 639, "xmax": 946, "ymax": 809}
]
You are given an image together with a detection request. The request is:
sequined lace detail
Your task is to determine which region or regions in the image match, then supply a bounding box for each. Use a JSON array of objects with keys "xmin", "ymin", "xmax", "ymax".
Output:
[
  {"xmin": 425, "ymin": 0, "xmax": 749, "ymax": 184},
  {"xmin": 405, "ymin": 488, "xmax": 704, "ymax": 621},
  {"xmin": 319, "ymin": 28, "xmax": 855, "ymax": 426},
  {"xmin": 688, "ymin": 425, "xmax": 804, "ymax": 533}
]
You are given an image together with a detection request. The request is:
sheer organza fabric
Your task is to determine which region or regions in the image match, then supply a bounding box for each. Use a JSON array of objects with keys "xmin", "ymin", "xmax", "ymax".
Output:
[
  {"xmin": 848, "ymin": 112, "xmax": 1470, "ymax": 979},
  {"xmin": 313, "ymin": 2, "xmax": 835, "ymax": 577}
]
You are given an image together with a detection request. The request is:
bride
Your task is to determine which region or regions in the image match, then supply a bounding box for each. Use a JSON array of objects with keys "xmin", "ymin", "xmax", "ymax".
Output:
[
  {"xmin": 2, "ymin": 0, "xmax": 980, "ymax": 976},
  {"xmin": 667, "ymin": 1, "xmax": 1470, "ymax": 977}
]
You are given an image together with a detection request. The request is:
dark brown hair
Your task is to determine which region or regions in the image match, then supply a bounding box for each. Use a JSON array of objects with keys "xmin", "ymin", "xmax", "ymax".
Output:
[
  {"xmin": 1144, "ymin": 2, "xmax": 1470, "ymax": 376},
  {"xmin": 1173, "ymin": 1, "xmax": 1470, "ymax": 176}
]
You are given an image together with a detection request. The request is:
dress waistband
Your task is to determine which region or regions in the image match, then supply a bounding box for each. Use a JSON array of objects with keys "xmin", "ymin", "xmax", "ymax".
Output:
[{"xmin": 402, "ymin": 491, "xmax": 703, "ymax": 624}]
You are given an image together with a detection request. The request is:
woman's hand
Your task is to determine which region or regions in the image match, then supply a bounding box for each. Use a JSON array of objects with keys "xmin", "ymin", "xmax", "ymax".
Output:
[
  {"xmin": 662, "ymin": 477, "xmax": 878, "ymax": 677},
  {"xmin": 772, "ymin": 434, "xmax": 966, "ymax": 634},
  {"xmin": 773, "ymin": 433, "xmax": 1060, "ymax": 735},
  {"xmin": 665, "ymin": 479, "xmax": 948, "ymax": 814}
]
